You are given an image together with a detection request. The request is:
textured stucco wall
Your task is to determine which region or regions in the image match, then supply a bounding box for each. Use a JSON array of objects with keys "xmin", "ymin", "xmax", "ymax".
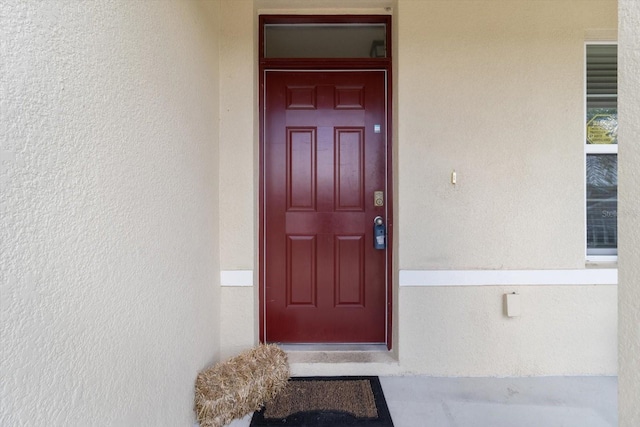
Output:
[
  {"xmin": 398, "ymin": 0, "xmax": 616, "ymax": 270},
  {"xmin": 400, "ymin": 285, "xmax": 617, "ymax": 376},
  {"xmin": 219, "ymin": 0, "xmax": 256, "ymax": 271},
  {"xmin": 618, "ymin": 0, "xmax": 640, "ymax": 425},
  {"xmin": 1, "ymin": 1, "xmax": 222, "ymax": 425},
  {"xmin": 217, "ymin": 0, "xmax": 258, "ymax": 357},
  {"xmin": 220, "ymin": 287, "xmax": 256, "ymax": 359},
  {"xmin": 393, "ymin": 0, "xmax": 619, "ymax": 376}
]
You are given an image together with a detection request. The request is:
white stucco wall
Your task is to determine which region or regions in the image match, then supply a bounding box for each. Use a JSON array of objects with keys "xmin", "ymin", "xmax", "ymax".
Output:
[
  {"xmin": 219, "ymin": 0, "xmax": 256, "ymax": 270},
  {"xmin": 398, "ymin": 0, "xmax": 616, "ymax": 270},
  {"xmin": 220, "ymin": 286, "xmax": 256, "ymax": 359},
  {"xmin": 217, "ymin": 0, "xmax": 618, "ymax": 376},
  {"xmin": 394, "ymin": 0, "xmax": 618, "ymax": 376},
  {"xmin": 400, "ymin": 285, "xmax": 617, "ymax": 376},
  {"xmin": 218, "ymin": 0, "xmax": 258, "ymax": 357},
  {"xmin": 1, "ymin": 1, "xmax": 222, "ymax": 425},
  {"xmin": 618, "ymin": 0, "xmax": 640, "ymax": 425}
]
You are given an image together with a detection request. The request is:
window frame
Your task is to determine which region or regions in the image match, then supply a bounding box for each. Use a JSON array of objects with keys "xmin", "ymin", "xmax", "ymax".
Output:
[
  {"xmin": 259, "ymin": 15, "xmax": 392, "ymax": 70},
  {"xmin": 585, "ymin": 41, "xmax": 618, "ymax": 263}
]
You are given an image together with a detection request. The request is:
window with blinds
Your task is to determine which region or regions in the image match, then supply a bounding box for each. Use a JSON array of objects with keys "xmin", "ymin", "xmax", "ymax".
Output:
[{"xmin": 586, "ymin": 44, "xmax": 617, "ymax": 259}]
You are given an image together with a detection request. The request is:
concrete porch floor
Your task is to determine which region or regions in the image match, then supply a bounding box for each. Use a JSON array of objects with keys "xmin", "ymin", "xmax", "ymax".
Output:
[{"xmin": 226, "ymin": 375, "xmax": 617, "ymax": 427}]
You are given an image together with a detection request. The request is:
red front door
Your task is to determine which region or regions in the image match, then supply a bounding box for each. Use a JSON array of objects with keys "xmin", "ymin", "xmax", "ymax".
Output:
[{"xmin": 263, "ymin": 70, "xmax": 389, "ymax": 343}]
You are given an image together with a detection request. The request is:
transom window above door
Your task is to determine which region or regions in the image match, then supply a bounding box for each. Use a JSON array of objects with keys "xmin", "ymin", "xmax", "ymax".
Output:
[
  {"xmin": 264, "ymin": 23, "xmax": 387, "ymax": 58},
  {"xmin": 260, "ymin": 16, "xmax": 391, "ymax": 62}
]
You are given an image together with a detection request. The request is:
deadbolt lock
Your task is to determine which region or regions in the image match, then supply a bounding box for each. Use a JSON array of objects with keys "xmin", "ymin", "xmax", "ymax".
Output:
[{"xmin": 374, "ymin": 191, "xmax": 384, "ymax": 207}]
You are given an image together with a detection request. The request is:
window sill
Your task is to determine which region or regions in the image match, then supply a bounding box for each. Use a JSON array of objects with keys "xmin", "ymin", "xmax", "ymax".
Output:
[{"xmin": 586, "ymin": 256, "xmax": 618, "ymax": 267}]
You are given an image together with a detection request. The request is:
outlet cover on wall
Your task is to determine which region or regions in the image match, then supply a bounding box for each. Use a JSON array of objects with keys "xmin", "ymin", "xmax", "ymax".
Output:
[{"xmin": 505, "ymin": 293, "xmax": 521, "ymax": 317}]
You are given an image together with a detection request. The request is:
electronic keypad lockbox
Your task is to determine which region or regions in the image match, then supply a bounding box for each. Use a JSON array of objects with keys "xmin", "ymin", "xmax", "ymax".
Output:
[{"xmin": 373, "ymin": 216, "xmax": 386, "ymax": 250}]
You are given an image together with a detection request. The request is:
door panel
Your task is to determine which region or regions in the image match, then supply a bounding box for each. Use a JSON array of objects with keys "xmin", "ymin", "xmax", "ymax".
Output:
[
  {"xmin": 335, "ymin": 128, "xmax": 365, "ymax": 210},
  {"xmin": 264, "ymin": 71, "xmax": 387, "ymax": 343}
]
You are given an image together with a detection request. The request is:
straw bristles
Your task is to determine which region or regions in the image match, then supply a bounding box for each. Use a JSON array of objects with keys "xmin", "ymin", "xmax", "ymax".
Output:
[{"xmin": 194, "ymin": 344, "xmax": 289, "ymax": 427}]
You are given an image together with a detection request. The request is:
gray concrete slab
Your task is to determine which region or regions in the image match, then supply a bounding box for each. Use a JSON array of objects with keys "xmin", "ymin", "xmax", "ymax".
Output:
[{"xmin": 222, "ymin": 376, "xmax": 617, "ymax": 427}]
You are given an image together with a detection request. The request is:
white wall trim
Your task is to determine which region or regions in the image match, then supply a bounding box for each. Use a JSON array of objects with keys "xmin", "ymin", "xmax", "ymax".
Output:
[
  {"xmin": 222, "ymin": 269, "xmax": 618, "ymax": 287},
  {"xmin": 399, "ymin": 269, "xmax": 618, "ymax": 287},
  {"xmin": 220, "ymin": 270, "xmax": 254, "ymax": 287}
]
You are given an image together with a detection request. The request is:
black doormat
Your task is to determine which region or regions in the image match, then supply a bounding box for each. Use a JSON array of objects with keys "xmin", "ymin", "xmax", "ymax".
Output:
[{"xmin": 250, "ymin": 376, "xmax": 394, "ymax": 427}]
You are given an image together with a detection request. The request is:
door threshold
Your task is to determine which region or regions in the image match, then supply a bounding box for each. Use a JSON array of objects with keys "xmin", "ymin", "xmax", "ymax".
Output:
[
  {"xmin": 279, "ymin": 344, "xmax": 389, "ymax": 352},
  {"xmin": 278, "ymin": 343, "xmax": 397, "ymax": 366}
]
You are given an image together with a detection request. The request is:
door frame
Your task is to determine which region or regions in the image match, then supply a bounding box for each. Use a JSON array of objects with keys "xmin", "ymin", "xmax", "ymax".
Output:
[{"xmin": 258, "ymin": 15, "xmax": 394, "ymax": 349}]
